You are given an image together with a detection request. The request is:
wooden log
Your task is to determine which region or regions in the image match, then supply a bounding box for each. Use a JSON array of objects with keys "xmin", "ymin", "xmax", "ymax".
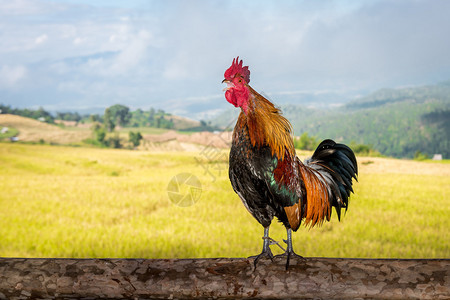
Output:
[{"xmin": 0, "ymin": 257, "xmax": 448, "ymax": 299}]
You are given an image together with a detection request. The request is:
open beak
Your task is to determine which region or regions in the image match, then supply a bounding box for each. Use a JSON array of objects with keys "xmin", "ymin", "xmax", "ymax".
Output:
[
  {"xmin": 222, "ymin": 79, "xmax": 234, "ymax": 91},
  {"xmin": 222, "ymin": 79, "xmax": 229, "ymax": 92}
]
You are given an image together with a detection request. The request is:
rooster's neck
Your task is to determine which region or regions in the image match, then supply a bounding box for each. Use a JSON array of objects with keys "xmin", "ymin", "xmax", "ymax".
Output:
[{"xmin": 234, "ymin": 86, "xmax": 295, "ymax": 161}]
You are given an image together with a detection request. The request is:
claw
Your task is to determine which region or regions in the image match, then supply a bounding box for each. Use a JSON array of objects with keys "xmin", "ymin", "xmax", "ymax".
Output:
[
  {"xmin": 249, "ymin": 247, "xmax": 274, "ymax": 268},
  {"xmin": 274, "ymin": 250, "xmax": 305, "ymax": 270},
  {"xmin": 250, "ymin": 226, "xmax": 274, "ymax": 269},
  {"xmin": 251, "ymin": 227, "xmax": 306, "ymax": 270},
  {"xmin": 274, "ymin": 228, "xmax": 306, "ymax": 270}
]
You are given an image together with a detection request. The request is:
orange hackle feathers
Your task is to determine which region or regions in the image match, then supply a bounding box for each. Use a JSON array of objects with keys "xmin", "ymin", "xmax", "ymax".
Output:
[{"xmin": 240, "ymin": 86, "xmax": 295, "ymax": 161}]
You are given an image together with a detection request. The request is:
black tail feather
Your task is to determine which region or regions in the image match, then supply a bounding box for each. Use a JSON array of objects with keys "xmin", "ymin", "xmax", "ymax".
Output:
[{"xmin": 305, "ymin": 139, "xmax": 358, "ymax": 220}]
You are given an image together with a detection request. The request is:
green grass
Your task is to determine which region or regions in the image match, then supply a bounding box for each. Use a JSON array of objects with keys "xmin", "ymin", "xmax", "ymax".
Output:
[
  {"xmin": 0, "ymin": 127, "xmax": 19, "ymax": 140},
  {"xmin": 0, "ymin": 143, "xmax": 448, "ymax": 259}
]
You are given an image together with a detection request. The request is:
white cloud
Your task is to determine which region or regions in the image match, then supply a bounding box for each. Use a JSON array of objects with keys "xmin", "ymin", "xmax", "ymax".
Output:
[
  {"xmin": 73, "ymin": 37, "xmax": 84, "ymax": 45},
  {"xmin": 109, "ymin": 30, "xmax": 152, "ymax": 74},
  {"xmin": 0, "ymin": 65, "xmax": 28, "ymax": 88},
  {"xmin": 34, "ymin": 34, "xmax": 48, "ymax": 45},
  {"xmin": 109, "ymin": 35, "xmax": 117, "ymax": 43}
]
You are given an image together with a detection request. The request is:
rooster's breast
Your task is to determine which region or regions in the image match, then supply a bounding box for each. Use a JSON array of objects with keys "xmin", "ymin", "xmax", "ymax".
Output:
[{"xmin": 228, "ymin": 131, "xmax": 280, "ymax": 227}]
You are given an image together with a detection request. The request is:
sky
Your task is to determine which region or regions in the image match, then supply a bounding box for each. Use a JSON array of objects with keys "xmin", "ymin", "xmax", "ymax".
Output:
[{"xmin": 1, "ymin": 0, "xmax": 450, "ymax": 119}]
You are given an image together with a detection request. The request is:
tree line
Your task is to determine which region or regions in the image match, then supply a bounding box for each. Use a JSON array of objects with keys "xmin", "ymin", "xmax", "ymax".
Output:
[
  {"xmin": 0, "ymin": 103, "xmax": 174, "ymax": 130},
  {"xmin": 0, "ymin": 103, "xmax": 392, "ymax": 156},
  {"xmin": 87, "ymin": 104, "xmax": 173, "ymax": 149},
  {"xmin": 293, "ymin": 132, "xmax": 380, "ymax": 156},
  {"xmin": 0, "ymin": 103, "xmax": 175, "ymax": 149},
  {"xmin": 0, "ymin": 105, "xmax": 55, "ymax": 123}
]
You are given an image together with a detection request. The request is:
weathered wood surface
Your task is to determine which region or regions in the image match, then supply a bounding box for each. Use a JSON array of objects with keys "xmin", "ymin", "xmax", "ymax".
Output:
[{"xmin": 0, "ymin": 257, "xmax": 448, "ymax": 299}]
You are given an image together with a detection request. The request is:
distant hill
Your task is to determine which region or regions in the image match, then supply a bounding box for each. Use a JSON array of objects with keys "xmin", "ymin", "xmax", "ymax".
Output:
[
  {"xmin": 168, "ymin": 115, "xmax": 201, "ymax": 130},
  {"xmin": 0, "ymin": 114, "xmax": 90, "ymax": 144},
  {"xmin": 310, "ymin": 81, "xmax": 450, "ymax": 158},
  {"xmin": 345, "ymin": 80, "xmax": 450, "ymax": 110},
  {"xmin": 211, "ymin": 81, "xmax": 450, "ymax": 158},
  {"xmin": 0, "ymin": 103, "xmax": 205, "ymax": 132}
]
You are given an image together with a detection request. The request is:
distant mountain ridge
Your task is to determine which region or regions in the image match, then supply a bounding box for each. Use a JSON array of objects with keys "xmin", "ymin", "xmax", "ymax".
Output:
[
  {"xmin": 345, "ymin": 80, "xmax": 450, "ymax": 110},
  {"xmin": 211, "ymin": 81, "xmax": 450, "ymax": 158}
]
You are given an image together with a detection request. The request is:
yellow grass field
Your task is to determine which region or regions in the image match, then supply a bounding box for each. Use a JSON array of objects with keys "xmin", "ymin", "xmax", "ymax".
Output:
[{"xmin": 0, "ymin": 142, "xmax": 449, "ymax": 259}]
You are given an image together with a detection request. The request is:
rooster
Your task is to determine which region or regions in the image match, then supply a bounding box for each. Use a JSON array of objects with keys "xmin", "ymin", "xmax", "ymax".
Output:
[{"xmin": 223, "ymin": 57, "xmax": 358, "ymax": 269}]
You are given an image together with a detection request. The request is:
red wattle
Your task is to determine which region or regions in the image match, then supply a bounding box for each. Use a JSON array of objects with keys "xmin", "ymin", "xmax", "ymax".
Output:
[{"xmin": 225, "ymin": 89, "xmax": 238, "ymax": 107}]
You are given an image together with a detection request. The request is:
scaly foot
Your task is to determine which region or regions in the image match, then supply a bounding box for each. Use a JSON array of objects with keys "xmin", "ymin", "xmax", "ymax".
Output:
[
  {"xmin": 249, "ymin": 246, "xmax": 274, "ymax": 268},
  {"xmin": 274, "ymin": 248, "xmax": 305, "ymax": 270},
  {"xmin": 249, "ymin": 226, "xmax": 277, "ymax": 269},
  {"xmin": 274, "ymin": 228, "xmax": 306, "ymax": 270}
]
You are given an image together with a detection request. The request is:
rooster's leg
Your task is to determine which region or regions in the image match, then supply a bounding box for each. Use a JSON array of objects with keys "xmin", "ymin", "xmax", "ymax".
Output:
[
  {"xmin": 275, "ymin": 228, "xmax": 305, "ymax": 270},
  {"xmin": 249, "ymin": 226, "xmax": 274, "ymax": 268}
]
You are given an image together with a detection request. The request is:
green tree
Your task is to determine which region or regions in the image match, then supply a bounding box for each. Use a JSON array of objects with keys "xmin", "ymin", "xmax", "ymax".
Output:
[
  {"xmin": 95, "ymin": 128, "xmax": 106, "ymax": 145},
  {"xmin": 91, "ymin": 123, "xmax": 106, "ymax": 146},
  {"xmin": 107, "ymin": 133, "xmax": 122, "ymax": 148},
  {"xmin": 349, "ymin": 141, "xmax": 381, "ymax": 157},
  {"xmin": 89, "ymin": 114, "xmax": 100, "ymax": 123},
  {"xmin": 104, "ymin": 108, "xmax": 115, "ymax": 132},
  {"xmin": 129, "ymin": 131, "xmax": 143, "ymax": 147},
  {"xmin": 414, "ymin": 151, "xmax": 429, "ymax": 161},
  {"xmin": 294, "ymin": 132, "xmax": 318, "ymax": 150},
  {"xmin": 149, "ymin": 108, "xmax": 155, "ymax": 119},
  {"xmin": 108, "ymin": 104, "xmax": 131, "ymax": 127}
]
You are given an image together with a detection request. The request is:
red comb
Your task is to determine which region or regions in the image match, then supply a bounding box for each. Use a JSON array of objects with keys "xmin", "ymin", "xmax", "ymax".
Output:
[{"xmin": 224, "ymin": 56, "xmax": 250, "ymax": 83}]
